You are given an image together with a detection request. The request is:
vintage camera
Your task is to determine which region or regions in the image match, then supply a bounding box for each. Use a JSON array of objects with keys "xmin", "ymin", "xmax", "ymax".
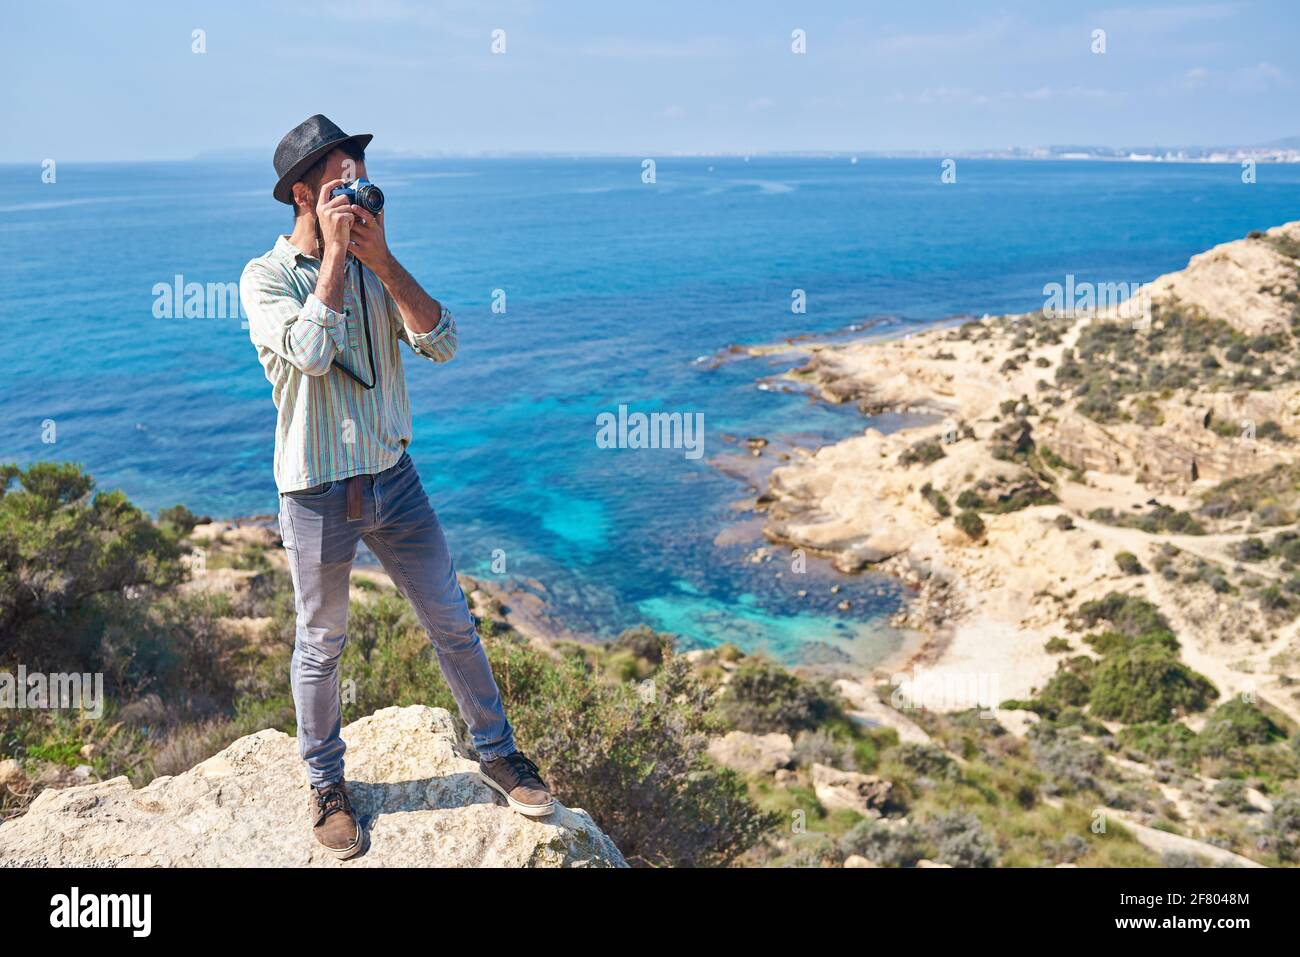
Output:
[{"xmin": 330, "ymin": 178, "xmax": 385, "ymax": 214}]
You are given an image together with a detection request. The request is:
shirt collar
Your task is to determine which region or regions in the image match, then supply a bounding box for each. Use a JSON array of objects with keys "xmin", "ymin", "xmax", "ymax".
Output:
[{"xmin": 274, "ymin": 234, "xmax": 319, "ymax": 266}]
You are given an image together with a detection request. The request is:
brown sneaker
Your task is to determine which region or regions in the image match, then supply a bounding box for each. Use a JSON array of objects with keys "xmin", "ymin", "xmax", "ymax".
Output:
[
  {"xmin": 310, "ymin": 781, "xmax": 362, "ymax": 860},
  {"xmin": 479, "ymin": 751, "xmax": 555, "ymax": 817}
]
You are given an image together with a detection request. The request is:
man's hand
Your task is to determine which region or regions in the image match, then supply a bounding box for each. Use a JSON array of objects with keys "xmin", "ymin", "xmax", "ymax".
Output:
[
  {"xmin": 316, "ymin": 178, "xmax": 356, "ymax": 253},
  {"xmin": 342, "ymin": 204, "xmax": 445, "ymax": 343},
  {"xmin": 348, "ymin": 206, "xmax": 393, "ymax": 272},
  {"xmin": 312, "ymin": 179, "xmax": 354, "ymax": 312}
]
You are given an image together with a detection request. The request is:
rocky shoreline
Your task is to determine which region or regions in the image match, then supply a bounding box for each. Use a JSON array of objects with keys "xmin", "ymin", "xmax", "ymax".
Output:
[{"xmin": 744, "ymin": 220, "xmax": 1300, "ymax": 722}]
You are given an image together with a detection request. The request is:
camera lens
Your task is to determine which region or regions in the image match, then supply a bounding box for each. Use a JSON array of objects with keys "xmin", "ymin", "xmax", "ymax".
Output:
[{"xmin": 358, "ymin": 184, "xmax": 384, "ymax": 213}]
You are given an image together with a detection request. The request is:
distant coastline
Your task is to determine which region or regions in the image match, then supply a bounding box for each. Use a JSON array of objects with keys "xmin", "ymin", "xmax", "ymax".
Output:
[{"xmin": 10, "ymin": 140, "xmax": 1300, "ymax": 166}]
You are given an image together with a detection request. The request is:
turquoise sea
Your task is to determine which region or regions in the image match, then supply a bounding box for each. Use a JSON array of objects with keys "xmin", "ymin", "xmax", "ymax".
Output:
[{"xmin": 4, "ymin": 157, "xmax": 1300, "ymax": 664}]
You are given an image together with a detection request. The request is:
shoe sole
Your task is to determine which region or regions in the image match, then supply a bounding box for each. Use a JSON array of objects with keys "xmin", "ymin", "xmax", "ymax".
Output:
[
  {"xmin": 325, "ymin": 836, "xmax": 363, "ymax": 860},
  {"xmin": 478, "ymin": 771, "xmax": 555, "ymax": 817}
]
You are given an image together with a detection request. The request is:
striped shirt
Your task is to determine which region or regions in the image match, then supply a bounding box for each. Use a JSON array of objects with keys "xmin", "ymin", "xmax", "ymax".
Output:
[{"xmin": 240, "ymin": 236, "xmax": 457, "ymax": 493}]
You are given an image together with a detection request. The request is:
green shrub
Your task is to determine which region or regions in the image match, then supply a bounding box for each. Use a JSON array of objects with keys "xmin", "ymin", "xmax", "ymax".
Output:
[
  {"xmin": 1257, "ymin": 420, "xmax": 1293, "ymax": 443},
  {"xmin": 156, "ymin": 504, "xmax": 208, "ymax": 535},
  {"xmin": 0, "ymin": 462, "xmax": 185, "ymax": 658},
  {"xmin": 717, "ymin": 657, "xmax": 844, "ymax": 735},
  {"xmin": 1084, "ymin": 627, "xmax": 1178, "ymax": 656},
  {"xmin": 610, "ymin": 625, "xmax": 675, "ymax": 667},
  {"xmin": 839, "ymin": 819, "xmax": 927, "ymax": 867},
  {"xmin": 1114, "ymin": 552, "xmax": 1144, "ymax": 575},
  {"xmin": 1211, "ymin": 778, "xmax": 1252, "ymax": 810},
  {"xmin": 1088, "ymin": 645, "xmax": 1217, "ymax": 723},
  {"xmin": 1117, "ymin": 721, "xmax": 1199, "ymax": 766},
  {"xmin": 778, "ymin": 834, "xmax": 841, "ymax": 868},
  {"xmin": 924, "ymin": 811, "xmax": 999, "ymax": 867},
  {"xmin": 1270, "ymin": 794, "xmax": 1300, "ymax": 862},
  {"xmin": 1037, "ymin": 657, "xmax": 1096, "ymax": 714},
  {"xmin": 348, "ymin": 592, "xmax": 416, "ymax": 664},
  {"xmin": 1029, "ymin": 724, "xmax": 1106, "ymax": 794},
  {"xmin": 1087, "ymin": 505, "xmax": 1206, "ymax": 535},
  {"xmin": 920, "ymin": 482, "xmax": 951, "ymax": 517},
  {"xmin": 1076, "ymin": 593, "xmax": 1178, "ymax": 649},
  {"xmin": 1250, "ymin": 333, "xmax": 1284, "ymax": 353},
  {"xmin": 1197, "ymin": 698, "xmax": 1285, "ymax": 756},
  {"xmin": 891, "ymin": 742, "xmax": 961, "ymax": 781},
  {"xmin": 956, "ymin": 510, "xmax": 986, "ymax": 541},
  {"xmin": 108, "ymin": 591, "xmax": 243, "ymax": 702},
  {"xmin": 1201, "ymin": 464, "xmax": 1300, "ymax": 525},
  {"xmin": 793, "ymin": 728, "xmax": 858, "ymax": 771},
  {"xmin": 1233, "ymin": 538, "xmax": 1270, "ymax": 562},
  {"xmin": 511, "ymin": 652, "xmax": 777, "ymax": 867},
  {"xmin": 899, "ymin": 439, "xmax": 946, "ymax": 468},
  {"xmin": 1258, "ymin": 585, "xmax": 1292, "ymax": 613}
]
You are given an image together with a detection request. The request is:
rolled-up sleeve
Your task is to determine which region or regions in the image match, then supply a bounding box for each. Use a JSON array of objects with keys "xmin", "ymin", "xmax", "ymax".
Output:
[
  {"xmin": 240, "ymin": 262, "xmax": 347, "ymax": 376},
  {"xmin": 388, "ymin": 287, "xmax": 457, "ymax": 363}
]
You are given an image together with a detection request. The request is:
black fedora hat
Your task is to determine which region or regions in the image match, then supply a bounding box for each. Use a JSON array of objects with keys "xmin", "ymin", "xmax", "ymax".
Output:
[{"xmin": 272, "ymin": 114, "xmax": 374, "ymax": 205}]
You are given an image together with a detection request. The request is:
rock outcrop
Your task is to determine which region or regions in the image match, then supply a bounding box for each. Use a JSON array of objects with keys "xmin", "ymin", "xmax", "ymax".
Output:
[
  {"xmin": 810, "ymin": 763, "xmax": 893, "ymax": 817},
  {"xmin": 706, "ymin": 731, "xmax": 794, "ymax": 775},
  {"xmin": 0, "ymin": 706, "xmax": 626, "ymax": 868},
  {"xmin": 1146, "ymin": 220, "xmax": 1300, "ymax": 336}
]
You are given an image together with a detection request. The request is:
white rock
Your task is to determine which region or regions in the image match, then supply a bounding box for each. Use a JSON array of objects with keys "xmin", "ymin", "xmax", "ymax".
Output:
[
  {"xmin": 991, "ymin": 707, "xmax": 1040, "ymax": 738},
  {"xmin": 1244, "ymin": 787, "xmax": 1274, "ymax": 814},
  {"xmin": 0, "ymin": 759, "xmax": 22, "ymax": 790},
  {"xmin": 834, "ymin": 679, "xmax": 932, "ymax": 745},
  {"xmin": 0, "ymin": 706, "xmax": 625, "ymax": 868},
  {"xmin": 811, "ymin": 763, "xmax": 892, "ymax": 817},
  {"xmin": 843, "ymin": 854, "xmax": 877, "ymax": 868},
  {"xmin": 707, "ymin": 731, "xmax": 794, "ymax": 775}
]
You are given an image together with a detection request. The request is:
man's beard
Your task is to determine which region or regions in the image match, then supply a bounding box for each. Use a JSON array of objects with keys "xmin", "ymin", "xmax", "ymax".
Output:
[{"xmin": 308, "ymin": 190, "xmax": 325, "ymax": 257}]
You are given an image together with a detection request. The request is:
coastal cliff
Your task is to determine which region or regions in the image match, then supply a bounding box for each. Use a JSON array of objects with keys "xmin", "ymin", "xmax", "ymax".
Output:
[{"xmin": 755, "ymin": 221, "xmax": 1300, "ymax": 725}]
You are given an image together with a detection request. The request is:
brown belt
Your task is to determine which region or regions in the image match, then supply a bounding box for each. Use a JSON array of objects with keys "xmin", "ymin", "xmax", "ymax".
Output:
[{"xmin": 345, "ymin": 476, "xmax": 364, "ymax": 522}]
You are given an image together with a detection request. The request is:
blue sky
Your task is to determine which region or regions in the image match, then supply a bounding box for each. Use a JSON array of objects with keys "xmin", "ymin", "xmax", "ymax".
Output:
[{"xmin": 3, "ymin": 0, "xmax": 1297, "ymax": 160}]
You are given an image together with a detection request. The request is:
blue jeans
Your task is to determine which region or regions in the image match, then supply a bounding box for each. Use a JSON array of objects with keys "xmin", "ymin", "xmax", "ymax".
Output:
[{"xmin": 278, "ymin": 452, "xmax": 515, "ymax": 787}]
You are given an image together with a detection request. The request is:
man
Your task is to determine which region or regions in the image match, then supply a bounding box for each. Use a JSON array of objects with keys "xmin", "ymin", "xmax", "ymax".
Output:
[{"xmin": 240, "ymin": 115, "xmax": 551, "ymax": 860}]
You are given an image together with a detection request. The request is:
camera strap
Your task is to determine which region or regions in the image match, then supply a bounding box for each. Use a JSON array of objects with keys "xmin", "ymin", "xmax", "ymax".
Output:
[{"xmin": 331, "ymin": 257, "xmax": 378, "ymax": 390}]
